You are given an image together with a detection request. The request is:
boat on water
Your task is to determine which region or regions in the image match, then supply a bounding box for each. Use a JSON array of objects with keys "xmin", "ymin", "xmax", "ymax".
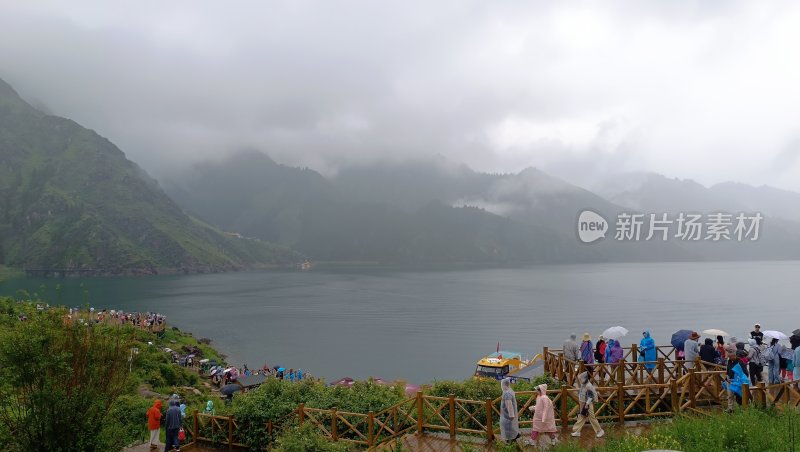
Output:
[
  {"xmin": 474, "ymin": 351, "xmax": 527, "ymax": 379},
  {"xmin": 474, "ymin": 350, "xmax": 543, "ymax": 381}
]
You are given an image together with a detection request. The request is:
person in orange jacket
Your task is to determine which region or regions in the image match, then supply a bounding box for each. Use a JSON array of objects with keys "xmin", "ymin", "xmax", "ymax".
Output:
[{"xmin": 147, "ymin": 399, "xmax": 163, "ymax": 449}]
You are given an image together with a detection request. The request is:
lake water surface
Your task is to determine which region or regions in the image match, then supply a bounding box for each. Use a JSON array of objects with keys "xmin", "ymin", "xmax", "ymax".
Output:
[{"xmin": 2, "ymin": 261, "xmax": 798, "ymax": 383}]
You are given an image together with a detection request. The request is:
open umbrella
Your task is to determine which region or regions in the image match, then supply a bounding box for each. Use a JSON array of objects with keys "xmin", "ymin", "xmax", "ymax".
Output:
[
  {"xmin": 404, "ymin": 383, "xmax": 421, "ymax": 396},
  {"xmin": 220, "ymin": 384, "xmax": 241, "ymax": 396},
  {"xmin": 702, "ymin": 329, "xmax": 730, "ymax": 337},
  {"xmin": 671, "ymin": 330, "xmax": 693, "ymax": 351},
  {"xmin": 371, "ymin": 377, "xmax": 391, "ymax": 386},
  {"xmin": 601, "ymin": 326, "xmax": 629, "ymax": 341},
  {"xmin": 792, "ymin": 329, "xmax": 800, "ymax": 336},
  {"xmin": 330, "ymin": 377, "xmax": 354, "ymax": 387},
  {"xmin": 763, "ymin": 330, "xmax": 788, "ymax": 340}
]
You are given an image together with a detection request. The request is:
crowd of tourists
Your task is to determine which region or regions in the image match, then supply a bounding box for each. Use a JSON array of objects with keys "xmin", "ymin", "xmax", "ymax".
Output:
[
  {"xmin": 560, "ymin": 323, "xmax": 800, "ymax": 387},
  {"xmin": 66, "ymin": 306, "xmax": 167, "ymax": 331},
  {"xmin": 498, "ymin": 323, "xmax": 800, "ymax": 447}
]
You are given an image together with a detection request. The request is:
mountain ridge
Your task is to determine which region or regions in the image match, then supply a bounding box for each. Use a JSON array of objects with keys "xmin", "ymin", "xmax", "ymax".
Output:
[{"xmin": 0, "ymin": 77, "xmax": 301, "ymax": 276}]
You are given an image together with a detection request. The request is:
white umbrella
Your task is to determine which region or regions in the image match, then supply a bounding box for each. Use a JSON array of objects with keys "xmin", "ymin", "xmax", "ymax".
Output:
[
  {"xmin": 702, "ymin": 329, "xmax": 730, "ymax": 337},
  {"xmin": 763, "ymin": 330, "xmax": 788, "ymax": 340},
  {"xmin": 602, "ymin": 326, "xmax": 629, "ymax": 341}
]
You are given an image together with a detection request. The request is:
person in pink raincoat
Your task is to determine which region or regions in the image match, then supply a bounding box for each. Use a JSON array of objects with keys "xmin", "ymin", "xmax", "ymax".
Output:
[{"xmin": 528, "ymin": 384, "xmax": 558, "ymax": 446}]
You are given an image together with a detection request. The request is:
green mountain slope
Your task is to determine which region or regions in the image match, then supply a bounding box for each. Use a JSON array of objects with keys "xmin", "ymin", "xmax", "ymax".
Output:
[
  {"xmin": 166, "ymin": 151, "xmax": 617, "ymax": 264},
  {"xmin": 0, "ymin": 78, "xmax": 300, "ymax": 275}
]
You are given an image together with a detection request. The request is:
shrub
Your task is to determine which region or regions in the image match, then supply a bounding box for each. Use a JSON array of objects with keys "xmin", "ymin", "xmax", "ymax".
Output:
[
  {"xmin": 274, "ymin": 423, "xmax": 351, "ymax": 452},
  {"xmin": 0, "ymin": 312, "xmax": 134, "ymax": 451}
]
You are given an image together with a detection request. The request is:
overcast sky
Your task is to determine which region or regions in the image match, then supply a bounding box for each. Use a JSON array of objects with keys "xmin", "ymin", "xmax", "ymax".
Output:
[{"xmin": 1, "ymin": 1, "xmax": 800, "ymax": 190}]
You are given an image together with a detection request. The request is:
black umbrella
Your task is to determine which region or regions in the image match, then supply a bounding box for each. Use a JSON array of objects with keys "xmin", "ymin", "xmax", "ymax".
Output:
[
  {"xmin": 220, "ymin": 384, "xmax": 241, "ymax": 396},
  {"xmin": 792, "ymin": 329, "xmax": 800, "ymax": 336},
  {"xmin": 671, "ymin": 330, "xmax": 693, "ymax": 351}
]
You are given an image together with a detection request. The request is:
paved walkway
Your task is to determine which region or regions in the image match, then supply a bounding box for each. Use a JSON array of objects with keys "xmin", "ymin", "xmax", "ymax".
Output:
[{"xmin": 397, "ymin": 423, "xmax": 652, "ymax": 451}]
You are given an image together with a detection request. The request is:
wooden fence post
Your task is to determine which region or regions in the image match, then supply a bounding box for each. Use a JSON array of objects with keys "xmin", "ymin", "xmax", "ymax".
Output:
[
  {"xmin": 671, "ymin": 379, "xmax": 679, "ymax": 414},
  {"xmin": 416, "ymin": 392, "xmax": 424, "ymax": 436},
  {"xmin": 298, "ymin": 403, "xmax": 305, "ymax": 425},
  {"xmin": 742, "ymin": 383, "xmax": 750, "ymax": 408},
  {"xmin": 331, "ymin": 408, "xmax": 338, "ymax": 441},
  {"xmin": 193, "ymin": 410, "xmax": 198, "ymax": 445},
  {"xmin": 689, "ymin": 368, "xmax": 696, "ymax": 409},
  {"xmin": 448, "ymin": 394, "xmax": 456, "ymax": 439},
  {"xmin": 557, "ymin": 353, "xmax": 564, "ymax": 381},
  {"xmin": 228, "ymin": 415, "xmax": 234, "ymax": 452},
  {"xmin": 560, "ymin": 386, "xmax": 569, "ymax": 429},
  {"xmin": 543, "ymin": 347, "xmax": 549, "ymax": 374},
  {"xmin": 617, "ymin": 362, "xmax": 625, "ymax": 425},
  {"xmin": 657, "ymin": 358, "xmax": 665, "ymax": 385},
  {"xmin": 392, "ymin": 406, "xmax": 398, "ymax": 440},
  {"xmin": 485, "ymin": 398, "xmax": 494, "ymax": 441},
  {"xmin": 761, "ymin": 382, "xmax": 767, "ymax": 408},
  {"xmin": 368, "ymin": 411, "xmax": 375, "ymax": 447}
]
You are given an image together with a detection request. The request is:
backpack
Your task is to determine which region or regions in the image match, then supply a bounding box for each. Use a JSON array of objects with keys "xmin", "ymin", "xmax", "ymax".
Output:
[{"xmin": 751, "ymin": 345, "xmax": 765, "ymax": 366}]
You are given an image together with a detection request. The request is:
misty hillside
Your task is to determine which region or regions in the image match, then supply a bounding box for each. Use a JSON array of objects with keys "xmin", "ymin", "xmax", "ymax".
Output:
[
  {"xmin": 165, "ymin": 151, "xmax": 600, "ymax": 263},
  {"xmin": 166, "ymin": 151, "xmax": 701, "ymax": 263},
  {"xmin": 595, "ymin": 172, "xmax": 800, "ymax": 260},
  {"xmin": 0, "ymin": 78, "xmax": 300, "ymax": 275}
]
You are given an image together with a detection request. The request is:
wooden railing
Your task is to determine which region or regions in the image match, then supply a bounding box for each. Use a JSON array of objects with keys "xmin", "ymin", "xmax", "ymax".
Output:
[
  {"xmin": 181, "ymin": 345, "xmax": 800, "ymax": 450},
  {"xmin": 542, "ymin": 345, "xmax": 725, "ymax": 388}
]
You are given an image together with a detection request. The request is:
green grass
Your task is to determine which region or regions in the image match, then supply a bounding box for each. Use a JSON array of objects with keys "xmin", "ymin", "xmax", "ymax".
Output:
[{"xmin": 550, "ymin": 408, "xmax": 800, "ymax": 451}]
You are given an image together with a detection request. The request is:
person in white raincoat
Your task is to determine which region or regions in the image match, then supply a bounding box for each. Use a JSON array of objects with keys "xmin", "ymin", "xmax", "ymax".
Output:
[{"xmin": 499, "ymin": 378, "xmax": 520, "ymax": 443}]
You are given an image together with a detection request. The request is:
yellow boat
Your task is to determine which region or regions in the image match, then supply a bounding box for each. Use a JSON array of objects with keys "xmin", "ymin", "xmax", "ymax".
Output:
[
  {"xmin": 474, "ymin": 351, "xmax": 543, "ymax": 381},
  {"xmin": 474, "ymin": 351, "xmax": 527, "ymax": 380}
]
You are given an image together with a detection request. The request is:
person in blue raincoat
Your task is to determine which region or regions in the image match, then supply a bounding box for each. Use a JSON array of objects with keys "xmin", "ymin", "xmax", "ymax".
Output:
[
  {"xmin": 723, "ymin": 350, "xmax": 750, "ymax": 411},
  {"xmin": 638, "ymin": 331, "xmax": 656, "ymax": 371}
]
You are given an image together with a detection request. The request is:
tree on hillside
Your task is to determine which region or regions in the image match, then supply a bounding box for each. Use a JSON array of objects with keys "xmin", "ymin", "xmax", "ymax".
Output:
[{"xmin": 0, "ymin": 311, "xmax": 134, "ymax": 451}]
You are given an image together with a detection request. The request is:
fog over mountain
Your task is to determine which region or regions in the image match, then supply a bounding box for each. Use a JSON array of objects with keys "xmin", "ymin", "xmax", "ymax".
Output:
[
  {"xmin": 165, "ymin": 150, "xmax": 800, "ymax": 263},
  {"xmin": 1, "ymin": 1, "xmax": 800, "ymax": 191}
]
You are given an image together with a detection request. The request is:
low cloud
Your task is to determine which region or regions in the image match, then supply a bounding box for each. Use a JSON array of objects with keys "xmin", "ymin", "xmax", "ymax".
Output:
[{"xmin": 1, "ymin": 1, "xmax": 799, "ymax": 189}]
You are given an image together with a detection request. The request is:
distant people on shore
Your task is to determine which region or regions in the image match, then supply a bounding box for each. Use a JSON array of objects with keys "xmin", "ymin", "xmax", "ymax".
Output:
[
  {"xmin": 751, "ymin": 323, "xmax": 764, "ymax": 343},
  {"xmin": 700, "ymin": 338, "xmax": 718, "ymax": 364},
  {"xmin": 716, "ymin": 336, "xmax": 727, "ymax": 362},
  {"xmin": 605, "ymin": 339, "xmax": 622, "ymax": 365},
  {"xmin": 747, "ymin": 338, "xmax": 765, "ymax": 385},
  {"xmin": 684, "ymin": 332, "xmax": 700, "ymax": 368},
  {"xmin": 638, "ymin": 331, "xmax": 656, "ymax": 371},
  {"xmin": 580, "ymin": 333, "xmax": 594, "ymax": 364},
  {"xmin": 594, "ymin": 335, "xmax": 606, "ymax": 364},
  {"xmin": 563, "ymin": 334, "xmax": 580, "ymax": 362},
  {"xmin": 766, "ymin": 338, "xmax": 782, "ymax": 384}
]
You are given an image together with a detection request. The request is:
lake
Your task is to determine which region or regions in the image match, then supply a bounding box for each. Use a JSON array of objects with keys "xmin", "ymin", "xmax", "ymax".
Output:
[{"xmin": 1, "ymin": 261, "xmax": 798, "ymax": 384}]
